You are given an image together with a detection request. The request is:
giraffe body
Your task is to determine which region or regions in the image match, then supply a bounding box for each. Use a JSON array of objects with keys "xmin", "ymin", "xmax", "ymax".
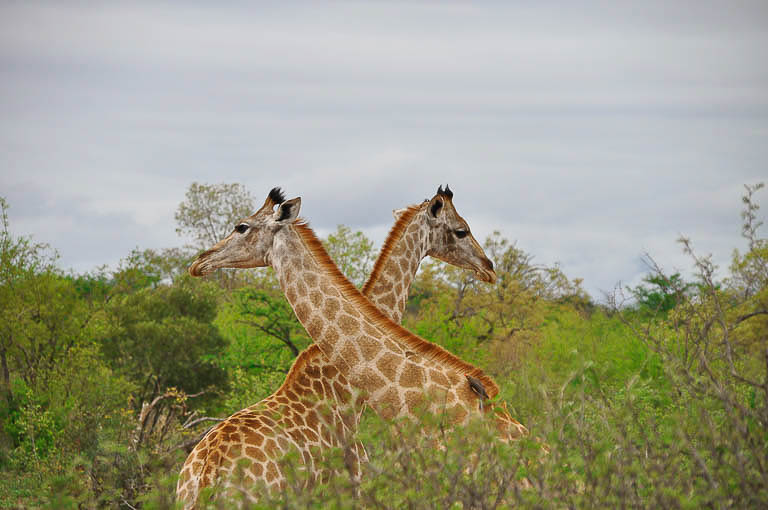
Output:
[
  {"xmin": 175, "ymin": 346, "xmax": 365, "ymax": 504},
  {"xmin": 178, "ymin": 188, "xmax": 525, "ymax": 507}
]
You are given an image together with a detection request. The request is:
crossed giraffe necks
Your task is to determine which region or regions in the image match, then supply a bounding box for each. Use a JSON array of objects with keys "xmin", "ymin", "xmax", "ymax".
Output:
[
  {"xmin": 274, "ymin": 222, "xmax": 496, "ymax": 421},
  {"xmin": 177, "ymin": 205, "xmax": 448, "ymax": 505}
]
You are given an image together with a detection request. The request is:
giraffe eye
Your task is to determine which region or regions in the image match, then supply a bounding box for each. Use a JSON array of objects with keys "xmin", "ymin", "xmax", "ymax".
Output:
[
  {"xmin": 454, "ymin": 229, "xmax": 468, "ymax": 239},
  {"xmin": 235, "ymin": 223, "xmax": 249, "ymax": 234}
]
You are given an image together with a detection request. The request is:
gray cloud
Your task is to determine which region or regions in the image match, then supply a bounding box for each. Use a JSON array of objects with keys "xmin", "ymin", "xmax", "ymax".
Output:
[{"xmin": 1, "ymin": 1, "xmax": 766, "ymax": 297}]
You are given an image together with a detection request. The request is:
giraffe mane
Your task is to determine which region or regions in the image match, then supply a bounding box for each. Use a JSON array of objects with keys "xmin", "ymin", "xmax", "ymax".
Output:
[
  {"xmin": 292, "ymin": 221, "xmax": 500, "ymax": 398},
  {"xmin": 277, "ymin": 344, "xmax": 323, "ymax": 393},
  {"xmin": 361, "ymin": 203, "xmax": 423, "ymax": 295}
]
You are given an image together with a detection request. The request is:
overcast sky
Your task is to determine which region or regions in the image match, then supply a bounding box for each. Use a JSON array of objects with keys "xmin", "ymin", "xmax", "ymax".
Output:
[{"xmin": 1, "ymin": 1, "xmax": 766, "ymax": 298}]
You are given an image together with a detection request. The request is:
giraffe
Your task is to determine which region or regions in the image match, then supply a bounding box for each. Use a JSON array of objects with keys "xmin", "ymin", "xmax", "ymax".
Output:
[
  {"xmin": 361, "ymin": 185, "xmax": 495, "ymax": 321},
  {"xmin": 177, "ymin": 187, "xmax": 527, "ymax": 507}
]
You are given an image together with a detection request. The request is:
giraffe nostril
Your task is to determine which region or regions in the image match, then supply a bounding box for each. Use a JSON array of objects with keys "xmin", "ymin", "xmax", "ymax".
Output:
[{"xmin": 479, "ymin": 258, "xmax": 497, "ymax": 283}]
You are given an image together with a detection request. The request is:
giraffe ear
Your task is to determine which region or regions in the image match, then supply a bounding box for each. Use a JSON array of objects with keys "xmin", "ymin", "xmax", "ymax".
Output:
[
  {"xmin": 274, "ymin": 197, "xmax": 301, "ymax": 223},
  {"xmin": 428, "ymin": 195, "xmax": 444, "ymax": 218}
]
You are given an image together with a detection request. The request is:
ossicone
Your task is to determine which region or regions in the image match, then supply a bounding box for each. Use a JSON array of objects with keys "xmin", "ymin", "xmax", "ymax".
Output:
[
  {"xmin": 436, "ymin": 184, "xmax": 454, "ymax": 200},
  {"xmin": 268, "ymin": 187, "xmax": 286, "ymax": 205}
]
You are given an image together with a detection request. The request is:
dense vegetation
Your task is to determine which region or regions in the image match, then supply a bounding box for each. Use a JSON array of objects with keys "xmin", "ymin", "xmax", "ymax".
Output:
[{"xmin": 1, "ymin": 183, "xmax": 766, "ymax": 508}]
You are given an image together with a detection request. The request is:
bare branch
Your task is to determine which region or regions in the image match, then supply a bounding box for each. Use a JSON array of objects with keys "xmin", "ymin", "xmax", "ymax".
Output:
[{"xmin": 183, "ymin": 416, "xmax": 226, "ymax": 430}]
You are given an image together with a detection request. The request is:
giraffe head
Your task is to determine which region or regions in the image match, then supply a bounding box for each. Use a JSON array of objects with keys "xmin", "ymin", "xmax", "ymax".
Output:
[
  {"xmin": 423, "ymin": 185, "xmax": 496, "ymax": 283},
  {"xmin": 189, "ymin": 187, "xmax": 301, "ymax": 276}
]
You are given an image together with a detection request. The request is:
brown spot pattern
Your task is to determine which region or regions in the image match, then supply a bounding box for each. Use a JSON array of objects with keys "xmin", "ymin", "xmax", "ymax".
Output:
[
  {"xmin": 399, "ymin": 363, "xmax": 425, "ymax": 388},
  {"xmin": 340, "ymin": 342, "xmax": 360, "ymax": 366},
  {"xmin": 294, "ymin": 302, "xmax": 310, "ymax": 323},
  {"xmin": 379, "ymin": 291, "xmax": 396, "ymax": 310},
  {"xmin": 357, "ymin": 334, "xmax": 380, "ymax": 361},
  {"xmin": 359, "ymin": 370, "xmax": 387, "ymax": 393},
  {"xmin": 322, "ymin": 297, "xmax": 340, "ymax": 320},
  {"xmin": 376, "ymin": 352, "xmax": 400, "ymax": 382},
  {"xmin": 429, "ymin": 369, "xmax": 451, "ymax": 387},
  {"xmin": 323, "ymin": 325, "xmax": 340, "ymax": 349},
  {"xmin": 309, "ymin": 290, "xmax": 323, "ymax": 308},
  {"xmin": 304, "ymin": 272, "xmax": 318, "ymax": 288},
  {"xmin": 338, "ymin": 314, "xmax": 360, "ymax": 334},
  {"xmin": 306, "ymin": 316, "xmax": 324, "ymax": 337},
  {"xmin": 321, "ymin": 364, "xmax": 338, "ymax": 379},
  {"xmin": 377, "ymin": 387, "xmax": 402, "ymax": 419}
]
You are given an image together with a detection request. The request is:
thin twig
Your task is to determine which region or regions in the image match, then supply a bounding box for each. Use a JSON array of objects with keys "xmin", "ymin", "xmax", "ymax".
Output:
[{"xmin": 183, "ymin": 416, "xmax": 225, "ymax": 429}]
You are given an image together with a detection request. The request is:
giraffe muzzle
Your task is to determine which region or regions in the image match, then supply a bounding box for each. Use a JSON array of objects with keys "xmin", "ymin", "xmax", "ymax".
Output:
[
  {"xmin": 189, "ymin": 258, "xmax": 212, "ymax": 277},
  {"xmin": 479, "ymin": 257, "xmax": 497, "ymax": 283},
  {"xmin": 189, "ymin": 249, "xmax": 219, "ymax": 277}
]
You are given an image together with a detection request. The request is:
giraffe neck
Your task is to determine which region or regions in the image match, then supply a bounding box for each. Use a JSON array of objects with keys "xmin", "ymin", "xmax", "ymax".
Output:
[
  {"xmin": 243, "ymin": 209, "xmax": 432, "ymax": 443},
  {"xmin": 362, "ymin": 205, "xmax": 430, "ymax": 324},
  {"xmin": 272, "ymin": 344, "xmax": 361, "ymax": 414},
  {"xmin": 271, "ymin": 226, "xmax": 384, "ymax": 385},
  {"xmin": 274, "ymin": 207, "xmax": 431, "ymax": 417},
  {"xmin": 271, "ymin": 222, "xmax": 498, "ymax": 420}
]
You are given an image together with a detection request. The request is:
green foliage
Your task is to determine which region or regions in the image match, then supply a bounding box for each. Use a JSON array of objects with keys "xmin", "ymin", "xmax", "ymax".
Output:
[
  {"xmin": 98, "ymin": 276, "xmax": 228, "ymax": 407},
  {"xmin": 0, "ymin": 197, "xmax": 131, "ymax": 493},
  {"xmin": 0, "ymin": 343, "xmax": 136, "ymax": 507},
  {"xmin": 0, "ymin": 197, "xmax": 89, "ymax": 393},
  {"xmin": 229, "ymin": 287, "xmax": 311, "ymax": 359},
  {"xmin": 323, "ymin": 224, "xmax": 375, "ymax": 288},
  {"xmin": 629, "ymin": 271, "xmax": 693, "ymax": 314},
  {"xmin": 0, "ymin": 270, "xmax": 92, "ymax": 387}
]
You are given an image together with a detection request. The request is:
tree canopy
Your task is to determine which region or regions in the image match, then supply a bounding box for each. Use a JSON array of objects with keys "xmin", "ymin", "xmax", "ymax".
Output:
[{"xmin": 175, "ymin": 182, "xmax": 256, "ymax": 249}]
